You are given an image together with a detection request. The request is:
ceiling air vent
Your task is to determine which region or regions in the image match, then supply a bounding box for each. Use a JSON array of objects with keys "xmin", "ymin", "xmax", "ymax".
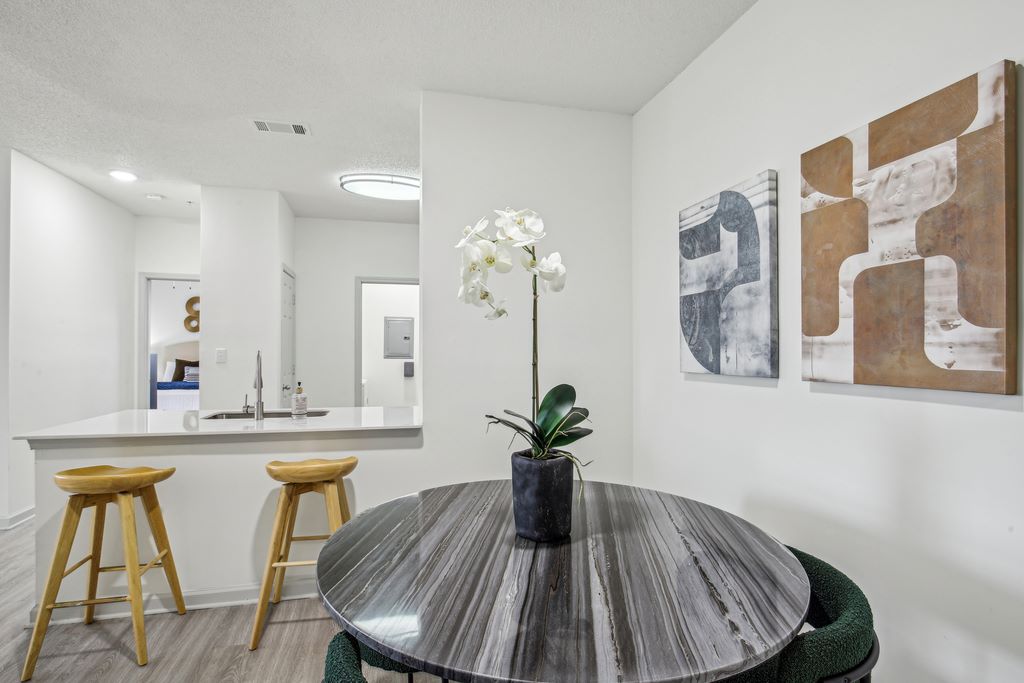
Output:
[{"xmin": 253, "ymin": 120, "xmax": 309, "ymax": 136}]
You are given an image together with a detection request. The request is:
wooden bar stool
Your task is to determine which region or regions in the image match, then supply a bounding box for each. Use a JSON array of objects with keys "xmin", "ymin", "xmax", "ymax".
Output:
[
  {"xmin": 250, "ymin": 456, "xmax": 357, "ymax": 650},
  {"xmin": 21, "ymin": 465, "xmax": 186, "ymax": 681}
]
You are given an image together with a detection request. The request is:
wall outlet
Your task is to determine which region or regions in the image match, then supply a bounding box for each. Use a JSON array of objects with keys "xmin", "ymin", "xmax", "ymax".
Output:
[{"xmin": 216, "ymin": 348, "xmax": 227, "ymax": 364}]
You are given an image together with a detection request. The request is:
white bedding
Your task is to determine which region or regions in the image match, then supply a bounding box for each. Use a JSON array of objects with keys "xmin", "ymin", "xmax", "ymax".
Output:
[{"xmin": 157, "ymin": 389, "xmax": 200, "ymax": 411}]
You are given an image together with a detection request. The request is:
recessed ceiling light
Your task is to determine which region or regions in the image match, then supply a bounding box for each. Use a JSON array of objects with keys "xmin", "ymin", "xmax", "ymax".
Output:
[
  {"xmin": 339, "ymin": 174, "xmax": 420, "ymax": 201},
  {"xmin": 146, "ymin": 193, "xmax": 165, "ymax": 201},
  {"xmin": 109, "ymin": 170, "xmax": 138, "ymax": 183}
]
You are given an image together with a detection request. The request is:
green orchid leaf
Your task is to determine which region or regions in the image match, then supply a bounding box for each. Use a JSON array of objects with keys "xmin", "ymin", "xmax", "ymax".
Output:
[
  {"xmin": 485, "ymin": 414, "xmax": 543, "ymax": 450},
  {"xmin": 536, "ymin": 384, "xmax": 576, "ymax": 437},
  {"xmin": 560, "ymin": 407, "xmax": 589, "ymax": 431},
  {"xmin": 549, "ymin": 426, "xmax": 593, "ymax": 448},
  {"xmin": 503, "ymin": 409, "xmax": 544, "ymax": 443}
]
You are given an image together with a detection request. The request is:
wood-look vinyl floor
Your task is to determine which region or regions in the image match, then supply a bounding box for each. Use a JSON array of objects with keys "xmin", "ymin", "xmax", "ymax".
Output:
[{"xmin": 0, "ymin": 522, "xmax": 338, "ymax": 682}]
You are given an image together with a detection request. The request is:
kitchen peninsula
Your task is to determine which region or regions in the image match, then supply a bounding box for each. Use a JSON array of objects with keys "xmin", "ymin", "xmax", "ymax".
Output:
[{"xmin": 17, "ymin": 407, "xmax": 422, "ymax": 623}]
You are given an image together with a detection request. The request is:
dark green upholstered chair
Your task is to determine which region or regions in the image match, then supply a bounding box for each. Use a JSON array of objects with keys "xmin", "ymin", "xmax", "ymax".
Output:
[
  {"xmin": 726, "ymin": 546, "xmax": 878, "ymax": 683},
  {"xmin": 323, "ymin": 631, "xmax": 367, "ymax": 683},
  {"xmin": 324, "ymin": 631, "xmax": 442, "ymax": 683}
]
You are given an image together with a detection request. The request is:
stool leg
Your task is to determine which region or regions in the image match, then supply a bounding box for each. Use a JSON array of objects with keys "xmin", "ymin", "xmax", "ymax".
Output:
[
  {"xmin": 140, "ymin": 486, "xmax": 186, "ymax": 615},
  {"xmin": 117, "ymin": 492, "xmax": 148, "ymax": 666},
  {"xmin": 21, "ymin": 495, "xmax": 85, "ymax": 681},
  {"xmin": 272, "ymin": 492, "xmax": 300, "ymax": 604},
  {"xmin": 84, "ymin": 500, "xmax": 107, "ymax": 624},
  {"xmin": 323, "ymin": 480, "xmax": 344, "ymax": 533},
  {"xmin": 336, "ymin": 477, "xmax": 353, "ymax": 524},
  {"xmin": 250, "ymin": 484, "xmax": 294, "ymax": 650}
]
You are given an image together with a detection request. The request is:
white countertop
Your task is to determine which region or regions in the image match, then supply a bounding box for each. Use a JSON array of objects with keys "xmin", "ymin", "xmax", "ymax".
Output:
[{"xmin": 16, "ymin": 407, "xmax": 422, "ymax": 443}]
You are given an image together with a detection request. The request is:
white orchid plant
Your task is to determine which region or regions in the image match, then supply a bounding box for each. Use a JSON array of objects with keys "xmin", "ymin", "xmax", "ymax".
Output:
[
  {"xmin": 457, "ymin": 208, "xmax": 566, "ymax": 319},
  {"xmin": 457, "ymin": 208, "xmax": 592, "ymax": 473}
]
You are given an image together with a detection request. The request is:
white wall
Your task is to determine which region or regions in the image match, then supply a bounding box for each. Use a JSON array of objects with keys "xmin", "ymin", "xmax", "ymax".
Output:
[
  {"xmin": 420, "ymin": 91, "xmax": 633, "ymax": 485},
  {"xmin": 199, "ymin": 187, "xmax": 293, "ymax": 409},
  {"xmin": 135, "ymin": 216, "xmax": 200, "ymax": 275},
  {"xmin": 631, "ymin": 1, "xmax": 1024, "ymax": 680},
  {"xmin": 0, "ymin": 148, "xmax": 13, "ymax": 527},
  {"xmin": 360, "ymin": 283, "xmax": 420, "ymax": 407},
  {"xmin": 293, "ymin": 218, "xmax": 418, "ymax": 406},
  {"xmin": 9, "ymin": 151, "xmax": 136, "ymax": 519}
]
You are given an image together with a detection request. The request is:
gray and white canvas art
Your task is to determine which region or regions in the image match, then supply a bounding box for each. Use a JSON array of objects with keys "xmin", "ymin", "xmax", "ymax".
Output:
[{"xmin": 679, "ymin": 170, "xmax": 778, "ymax": 377}]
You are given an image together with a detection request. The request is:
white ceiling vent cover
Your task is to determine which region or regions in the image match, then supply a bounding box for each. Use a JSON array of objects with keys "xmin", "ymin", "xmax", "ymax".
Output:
[{"xmin": 253, "ymin": 120, "xmax": 309, "ymax": 135}]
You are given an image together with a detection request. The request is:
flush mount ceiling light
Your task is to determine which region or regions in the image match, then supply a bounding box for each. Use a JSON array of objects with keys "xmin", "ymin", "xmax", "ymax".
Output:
[
  {"xmin": 109, "ymin": 170, "xmax": 138, "ymax": 182},
  {"xmin": 339, "ymin": 174, "xmax": 420, "ymax": 201},
  {"xmin": 145, "ymin": 193, "xmax": 165, "ymax": 201}
]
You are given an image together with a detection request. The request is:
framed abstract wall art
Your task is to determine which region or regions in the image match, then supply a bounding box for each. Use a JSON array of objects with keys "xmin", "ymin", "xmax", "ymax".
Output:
[
  {"xmin": 679, "ymin": 170, "xmax": 778, "ymax": 378},
  {"xmin": 801, "ymin": 60, "xmax": 1017, "ymax": 394}
]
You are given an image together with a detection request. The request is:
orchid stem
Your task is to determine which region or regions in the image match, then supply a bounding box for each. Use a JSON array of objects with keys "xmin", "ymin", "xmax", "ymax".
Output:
[{"xmin": 531, "ymin": 246, "xmax": 539, "ymax": 423}]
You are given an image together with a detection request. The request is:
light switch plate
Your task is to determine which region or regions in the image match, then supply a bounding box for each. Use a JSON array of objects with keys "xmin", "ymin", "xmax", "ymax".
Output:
[{"xmin": 216, "ymin": 348, "xmax": 227, "ymax": 364}]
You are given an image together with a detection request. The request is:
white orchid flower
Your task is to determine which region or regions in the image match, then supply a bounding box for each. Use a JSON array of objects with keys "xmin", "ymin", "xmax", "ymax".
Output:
[
  {"xmin": 495, "ymin": 208, "xmax": 545, "ymax": 246},
  {"xmin": 475, "ymin": 239, "xmax": 514, "ymax": 273},
  {"xmin": 459, "ymin": 280, "xmax": 493, "ymax": 307},
  {"xmin": 485, "ymin": 300, "xmax": 508, "ymax": 320},
  {"xmin": 520, "ymin": 250, "xmax": 539, "ymax": 274},
  {"xmin": 455, "ymin": 218, "xmax": 490, "ymax": 248},
  {"xmin": 461, "ymin": 242, "xmax": 489, "ymax": 282},
  {"xmin": 536, "ymin": 252, "xmax": 567, "ymax": 292},
  {"xmin": 456, "ymin": 209, "xmax": 564, "ymax": 326}
]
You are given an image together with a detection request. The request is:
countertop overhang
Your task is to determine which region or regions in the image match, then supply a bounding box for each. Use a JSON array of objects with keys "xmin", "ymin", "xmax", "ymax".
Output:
[{"xmin": 17, "ymin": 407, "xmax": 422, "ymax": 447}]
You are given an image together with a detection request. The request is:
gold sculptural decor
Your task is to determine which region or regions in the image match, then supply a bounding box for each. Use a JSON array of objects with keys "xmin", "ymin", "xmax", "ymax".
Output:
[
  {"xmin": 184, "ymin": 296, "xmax": 200, "ymax": 333},
  {"xmin": 801, "ymin": 60, "xmax": 1018, "ymax": 394}
]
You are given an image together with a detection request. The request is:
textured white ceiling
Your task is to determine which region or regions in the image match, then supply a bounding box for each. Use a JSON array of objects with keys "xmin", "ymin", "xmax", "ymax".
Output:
[{"xmin": 0, "ymin": 0, "xmax": 755, "ymax": 222}]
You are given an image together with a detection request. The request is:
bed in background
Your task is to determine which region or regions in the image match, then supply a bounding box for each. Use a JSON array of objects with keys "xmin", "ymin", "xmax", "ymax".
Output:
[
  {"xmin": 156, "ymin": 380, "xmax": 200, "ymax": 410},
  {"xmin": 150, "ymin": 354, "xmax": 200, "ymax": 410}
]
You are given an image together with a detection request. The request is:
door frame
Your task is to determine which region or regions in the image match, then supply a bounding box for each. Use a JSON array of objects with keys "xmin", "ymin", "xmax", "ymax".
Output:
[
  {"xmin": 137, "ymin": 272, "xmax": 201, "ymax": 409},
  {"xmin": 353, "ymin": 276, "xmax": 419, "ymax": 406}
]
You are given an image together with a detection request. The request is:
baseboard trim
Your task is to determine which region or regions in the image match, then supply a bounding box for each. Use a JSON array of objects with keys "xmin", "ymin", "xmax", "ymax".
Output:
[
  {"xmin": 31, "ymin": 576, "xmax": 319, "ymax": 626},
  {"xmin": 0, "ymin": 506, "xmax": 34, "ymax": 530}
]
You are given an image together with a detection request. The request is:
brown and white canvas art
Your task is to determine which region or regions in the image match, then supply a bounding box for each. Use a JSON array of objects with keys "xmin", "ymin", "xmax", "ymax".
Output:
[{"xmin": 801, "ymin": 60, "xmax": 1018, "ymax": 394}]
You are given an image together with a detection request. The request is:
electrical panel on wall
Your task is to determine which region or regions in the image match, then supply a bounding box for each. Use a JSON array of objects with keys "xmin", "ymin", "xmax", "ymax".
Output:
[{"xmin": 384, "ymin": 317, "xmax": 414, "ymax": 359}]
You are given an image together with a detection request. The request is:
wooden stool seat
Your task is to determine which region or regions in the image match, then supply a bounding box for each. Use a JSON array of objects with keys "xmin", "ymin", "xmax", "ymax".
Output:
[
  {"xmin": 250, "ymin": 456, "xmax": 358, "ymax": 650},
  {"xmin": 54, "ymin": 465, "xmax": 176, "ymax": 495},
  {"xmin": 265, "ymin": 457, "xmax": 358, "ymax": 484},
  {"xmin": 21, "ymin": 466, "xmax": 185, "ymax": 681}
]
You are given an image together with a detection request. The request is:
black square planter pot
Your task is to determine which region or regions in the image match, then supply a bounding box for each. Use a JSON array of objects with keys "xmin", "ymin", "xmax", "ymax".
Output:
[{"xmin": 510, "ymin": 451, "xmax": 573, "ymax": 543}]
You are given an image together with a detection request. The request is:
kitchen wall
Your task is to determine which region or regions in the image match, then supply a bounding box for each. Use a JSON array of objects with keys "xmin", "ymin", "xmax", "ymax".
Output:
[
  {"xmin": 8, "ymin": 151, "xmax": 136, "ymax": 522},
  {"xmin": 199, "ymin": 187, "xmax": 293, "ymax": 410},
  {"xmin": 631, "ymin": 1, "xmax": 1024, "ymax": 679},
  {"xmin": 293, "ymin": 218, "xmax": 418, "ymax": 406}
]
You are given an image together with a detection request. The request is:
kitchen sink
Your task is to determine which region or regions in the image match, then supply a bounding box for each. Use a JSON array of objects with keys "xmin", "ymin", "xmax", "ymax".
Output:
[{"xmin": 203, "ymin": 409, "xmax": 329, "ymax": 420}]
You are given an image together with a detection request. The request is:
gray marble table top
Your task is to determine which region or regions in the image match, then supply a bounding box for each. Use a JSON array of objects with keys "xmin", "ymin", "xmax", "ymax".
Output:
[{"xmin": 316, "ymin": 480, "xmax": 809, "ymax": 683}]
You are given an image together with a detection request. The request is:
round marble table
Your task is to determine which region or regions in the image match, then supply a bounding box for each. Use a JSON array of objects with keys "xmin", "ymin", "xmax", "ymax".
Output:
[{"xmin": 316, "ymin": 481, "xmax": 810, "ymax": 683}]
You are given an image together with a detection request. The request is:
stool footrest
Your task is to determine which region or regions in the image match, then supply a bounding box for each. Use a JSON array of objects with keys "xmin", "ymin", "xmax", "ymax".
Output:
[
  {"xmin": 271, "ymin": 559, "xmax": 316, "ymax": 568},
  {"xmin": 291, "ymin": 534, "xmax": 330, "ymax": 542},
  {"xmin": 98, "ymin": 549, "xmax": 168, "ymax": 576},
  {"xmin": 48, "ymin": 595, "xmax": 129, "ymax": 610},
  {"xmin": 62, "ymin": 554, "xmax": 93, "ymax": 578}
]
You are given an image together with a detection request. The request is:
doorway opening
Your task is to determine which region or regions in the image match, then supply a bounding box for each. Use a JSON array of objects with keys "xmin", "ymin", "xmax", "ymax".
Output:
[
  {"xmin": 354, "ymin": 278, "xmax": 420, "ymax": 407},
  {"xmin": 138, "ymin": 274, "xmax": 201, "ymax": 410}
]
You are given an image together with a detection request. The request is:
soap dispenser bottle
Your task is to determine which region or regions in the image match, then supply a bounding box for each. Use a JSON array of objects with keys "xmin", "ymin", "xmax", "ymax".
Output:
[{"xmin": 291, "ymin": 382, "xmax": 308, "ymax": 417}]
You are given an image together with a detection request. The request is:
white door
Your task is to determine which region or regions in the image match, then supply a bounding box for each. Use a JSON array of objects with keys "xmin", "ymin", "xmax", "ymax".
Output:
[{"xmin": 281, "ymin": 270, "xmax": 296, "ymax": 407}]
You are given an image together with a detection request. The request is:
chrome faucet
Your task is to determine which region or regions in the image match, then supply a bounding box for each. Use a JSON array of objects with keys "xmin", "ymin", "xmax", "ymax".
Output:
[{"xmin": 253, "ymin": 350, "xmax": 265, "ymax": 420}]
